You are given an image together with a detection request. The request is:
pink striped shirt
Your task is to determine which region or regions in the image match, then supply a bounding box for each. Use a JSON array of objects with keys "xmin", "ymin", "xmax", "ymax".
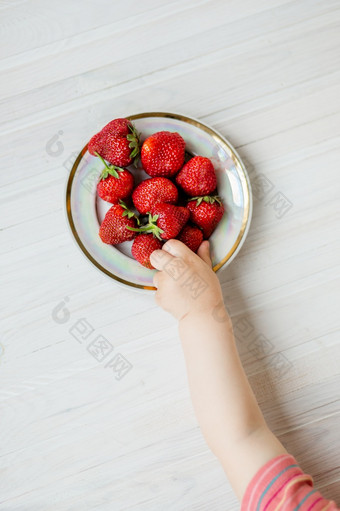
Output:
[{"xmin": 241, "ymin": 454, "xmax": 339, "ymax": 511}]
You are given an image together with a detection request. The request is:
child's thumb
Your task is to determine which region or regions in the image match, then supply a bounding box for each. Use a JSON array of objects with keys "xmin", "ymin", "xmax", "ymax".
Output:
[{"xmin": 197, "ymin": 240, "xmax": 212, "ymax": 267}]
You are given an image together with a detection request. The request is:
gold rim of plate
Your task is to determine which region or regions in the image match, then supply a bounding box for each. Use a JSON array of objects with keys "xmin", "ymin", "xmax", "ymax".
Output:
[{"xmin": 66, "ymin": 112, "xmax": 251, "ymax": 291}]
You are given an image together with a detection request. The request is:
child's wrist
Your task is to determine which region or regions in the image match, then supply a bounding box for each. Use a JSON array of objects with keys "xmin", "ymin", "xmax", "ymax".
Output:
[{"xmin": 179, "ymin": 301, "xmax": 232, "ymax": 331}]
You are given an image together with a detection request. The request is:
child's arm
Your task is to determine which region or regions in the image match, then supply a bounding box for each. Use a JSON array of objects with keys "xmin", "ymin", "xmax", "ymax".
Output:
[{"xmin": 150, "ymin": 239, "xmax": 286, "ymax": 500}]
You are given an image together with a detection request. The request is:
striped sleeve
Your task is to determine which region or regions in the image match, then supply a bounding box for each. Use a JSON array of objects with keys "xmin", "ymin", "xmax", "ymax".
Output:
[{"xmin": 241, "ymin": 454, "xmax": 339, "ymax": 511}]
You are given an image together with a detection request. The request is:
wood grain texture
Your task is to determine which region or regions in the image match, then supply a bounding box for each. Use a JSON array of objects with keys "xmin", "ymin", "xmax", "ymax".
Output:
[{"xmin": 0, "ymin": 1, "xmax": 339, "ymax": 509}]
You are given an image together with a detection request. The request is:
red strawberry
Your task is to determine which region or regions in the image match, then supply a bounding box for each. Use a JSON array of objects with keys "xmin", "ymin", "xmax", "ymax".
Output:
[
  {"xmin": 141, "ymin": 131, "xmax": 185, "ymax": 177},
  {"xmin": 97, "ymin": 155, "xmax": 134, "ymax": 203},
  {"xmin": 150, "ymin": 203, "xmax": 189, "ymax": 239},
  {"xmin": 131, "ymin": 233, "xmax": 163, "ymax": 269},
  {"xmin": 99, "ymin": 202, "xmax": 139, "ymax": 245},
  {"xmin": 187, "ymin": 196, "xmax": 224, "ymax": 239},
  {"xmin": 88, "ymin": 118, "xmax": 140, "ymax": 168},
  {"xmin": 177, "ymin": 225, "xmax": 203, "ymax": 253},
  {"xmin": 132, "ymin": 177, "xmax": 178, "ymax": 214},
  {"xmin": 176, "ymin": 156, "xmax": 217, "ymax": 197},
  {"xmin": 128, "ymin": 203, "xmax": 189, "ymax": 240}
]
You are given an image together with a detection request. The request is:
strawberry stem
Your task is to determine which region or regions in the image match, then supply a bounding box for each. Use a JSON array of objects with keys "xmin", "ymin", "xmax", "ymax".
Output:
[
  {"xmin": 188, "ymin": 195, "xmax": 222, "ymax": 206},
  {"xmin": 127, "ymin": 122, "xmax": 141, "ymax": 168},
  {"xmin": 119, "ymin": 200, "xmax": 140, "ymax": 225},
  {"xmin": 126, "ymin": 213, "xmax": 164, "ymax": 240},
  {"xmin": 127, "ymin": 226, "xmax": 150, "ymax": 233},
  {"xmin": 95, "ymin": 152, "xmax": 110, "ymax": 170},
  {"xmin": 94, "ymin": 152, "xmax": 125, "ymax": 180}
]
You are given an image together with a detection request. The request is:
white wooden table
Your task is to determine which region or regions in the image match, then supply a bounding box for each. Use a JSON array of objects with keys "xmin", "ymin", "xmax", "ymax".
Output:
[{"xmin": 1, "ymin": 1, "xmax": 339, "ymax": 509}]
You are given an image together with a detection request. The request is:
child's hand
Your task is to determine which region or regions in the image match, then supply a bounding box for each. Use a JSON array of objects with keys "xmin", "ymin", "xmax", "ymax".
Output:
[{"xmin": 150, "ymin": 239, "xmax": 227, "ymax": 321}]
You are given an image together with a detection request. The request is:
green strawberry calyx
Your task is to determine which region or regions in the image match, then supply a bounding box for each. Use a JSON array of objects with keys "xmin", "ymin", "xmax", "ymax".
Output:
[
  {"xmin": 126, "ymin": 212, "xmax": 164, "ymax": 240},
  {"xmin": 188, "ymin": 195, "xmax": 222, "ymax": 206},
  {"xmin": 95, "ymin": 152, "xmax": 125, "ymax": 180},
  {"xmin": 119, "ymin": 200, "xmax": 140, "ymax": 225},
  {"xmin": 127, "ymin": 122, "xmax": 141, "ymax": 168}
]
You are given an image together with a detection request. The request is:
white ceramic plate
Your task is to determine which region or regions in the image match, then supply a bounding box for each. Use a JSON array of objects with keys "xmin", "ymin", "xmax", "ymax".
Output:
[{"xmin": 66, "ymin": 112, "xmax": 252, "ymax": 291}]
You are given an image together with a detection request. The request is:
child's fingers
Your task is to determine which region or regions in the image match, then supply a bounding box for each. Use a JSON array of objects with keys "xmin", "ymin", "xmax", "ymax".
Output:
[
  {"xmin": 150, "ymin": 249, "xmax": 173, "ymax": 270},
  {"xmin": 153, "ymin": 270, "xmax": 163, "ymax": 289},
  {"xmin": 162, "ymin": 239, "xmax": 194, "ymax": 259},
  {"xmin": 197, "ymin": 240, "xmax": 212, "ymax": 267}
]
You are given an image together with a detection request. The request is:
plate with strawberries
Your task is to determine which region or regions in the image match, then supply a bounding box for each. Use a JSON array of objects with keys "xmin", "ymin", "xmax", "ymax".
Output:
[{"xmin": 66, "ymin": 112, "xmax": 252, "ymax": 290}]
